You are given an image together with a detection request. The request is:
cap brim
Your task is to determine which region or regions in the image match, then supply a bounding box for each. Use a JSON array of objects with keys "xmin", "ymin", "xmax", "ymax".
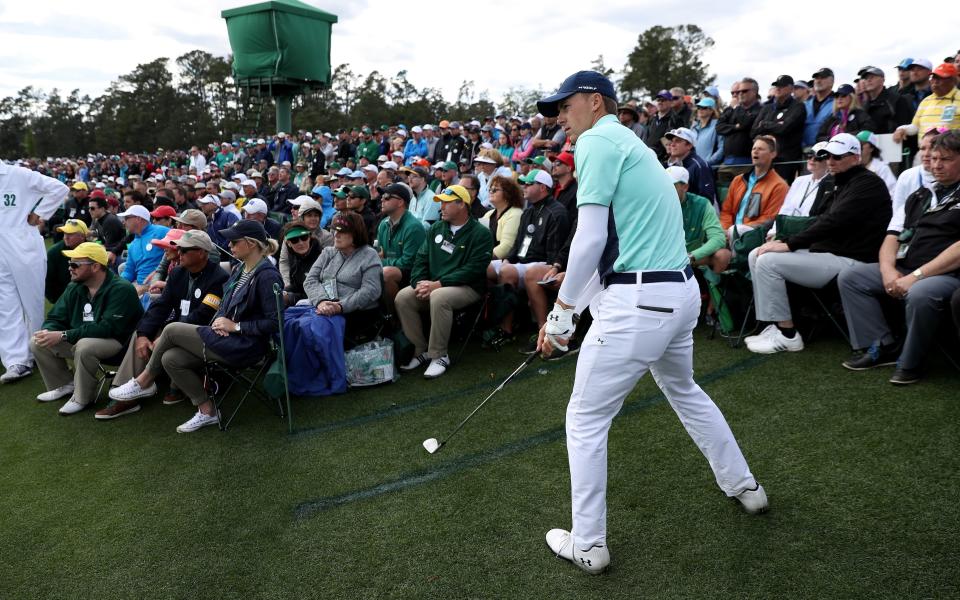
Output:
[
  {"xmin": 219, "ymin": 227, "xmax": 244, "ymax": 241},
  {"xmin": 536, "ymin": 90, "xmax": 575, "ymax": 118}
]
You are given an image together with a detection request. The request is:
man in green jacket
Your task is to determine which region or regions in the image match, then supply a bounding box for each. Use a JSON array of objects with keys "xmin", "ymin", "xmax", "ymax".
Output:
[
  {"xmin": 396, "ymin": 184, "xmax": 493, "ymax": 379},
  {"xmin": 355, "ymin": 127, "xmax": 381, "ymax": 163},
  {"xmin": 666, "ymin": 166, "xmax": 730, "ymax": 272},
  {"xmin": 45, "ymin": 218, "xmax": 89, "ymax": 304},
  {"xmin": 377, "ymin": 183, "xmax": 427, "ymax": 309},
  {"xmin": 30, "ymin": 242, "xmax": 143, "ymax": 415}
]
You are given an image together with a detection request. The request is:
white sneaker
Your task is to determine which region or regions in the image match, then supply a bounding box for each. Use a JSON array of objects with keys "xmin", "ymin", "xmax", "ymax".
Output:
[
  {"xmin": 37, "ymin": 383, "xmax": 75, "ymax": 402},
  {"xmin": 176, "ymin": 410, "xmax": 219, "ymax": 433},
  {"xmin": 423, "ymin": 355, "xmax": 450, "ymax": 379},
  {"xmin": 746, "ymin": 328, "xmax": 804, "ymax": 354},
  {"xmin": 735, "ymin": 483, "xmax": 769, "ymax": 514},
  {"xmin": 1, "ymin": 364, "xmax": 33, "ymax": 383},
  {"xmin": 743, "ymin": 324, "xmax": 778, "ymax": 345},
  {"xmin": 58, "ymin": 397, "xmax": 86, "ymax": 415},
  {"xmin": 108, "ymin": 378, "xmax": 158, "ymax": 401},
  {"xmin": 400, "ymin": 353, "xmax": 428, "ymax": 371},
  {"xmin": 545, "ymin": 528, "xmax": 610, "ymax": 575}
]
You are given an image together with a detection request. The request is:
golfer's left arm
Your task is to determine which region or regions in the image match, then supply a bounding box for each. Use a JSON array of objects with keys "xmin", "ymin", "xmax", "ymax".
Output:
[{"xmin": 556, "ymin": 205, "xmax": 607, "ymax": 309}]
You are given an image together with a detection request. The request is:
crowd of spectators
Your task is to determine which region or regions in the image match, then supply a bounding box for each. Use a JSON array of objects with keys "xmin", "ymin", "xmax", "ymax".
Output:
[{"xmin": 5, "ymin": 52, "xmax": 960, "ymax": 431}]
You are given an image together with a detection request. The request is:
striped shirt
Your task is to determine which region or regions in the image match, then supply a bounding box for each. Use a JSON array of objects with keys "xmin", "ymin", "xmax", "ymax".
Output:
[{"xmin": 911, "ymin": 88, "xmax": 960, "ymax": 134}]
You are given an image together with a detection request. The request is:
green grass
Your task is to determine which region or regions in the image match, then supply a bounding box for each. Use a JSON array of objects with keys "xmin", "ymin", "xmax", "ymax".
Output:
[{"xmin": 1, "ymin": 329, "xmax": 958, "ymax": 599}]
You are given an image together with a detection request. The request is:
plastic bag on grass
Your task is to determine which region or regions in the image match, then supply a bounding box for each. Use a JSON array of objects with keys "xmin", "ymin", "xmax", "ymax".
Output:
[{"xmin": 345, "ymin": 338, "xmax": 397, "ymax": 387}]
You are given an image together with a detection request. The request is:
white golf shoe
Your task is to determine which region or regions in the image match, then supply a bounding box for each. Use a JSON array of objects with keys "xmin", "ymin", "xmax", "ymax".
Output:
[
  {"xmin": 400, "ymin": 353, "xmax": 428, "ymax": 372},
  {"xmin": 735, "ymin": 483, "xmax": 769, "ymax": 514},
  {"xmin": 423, "ymin": 355, "xmax": 450, "ymax": 379},
  {"xmin": 58, "ymin": 397, "xmax": 87, "ymax": 416},
  {"xmin": 37, "ymin": 383, "xmax": 75, "ymax": 402},
  {"xmin": 743, "ymin": 324, "xmax": 778, "ymax": 345},
  {"xmin": 545, "ymin": 528, "xmax": 610, "ymax": 575},
  {"xmin": 1, "ymin": 364, "xmax": 33, "ymax": 383},
  {"xmin": 746, "ymin": 327, "xmax": 804, "ymax": 354},
  {"xmin": 176, "ymin": 410, "xmax": 219, "ymax": 433}
]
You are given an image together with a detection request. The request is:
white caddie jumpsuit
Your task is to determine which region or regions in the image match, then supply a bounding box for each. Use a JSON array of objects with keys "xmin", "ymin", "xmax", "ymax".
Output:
[{"xmin": 0, "ymin": 163, "xmax": 69, "ymax": 370}]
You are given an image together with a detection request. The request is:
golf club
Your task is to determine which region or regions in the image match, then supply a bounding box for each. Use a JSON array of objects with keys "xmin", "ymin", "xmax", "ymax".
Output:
[{"xmin": 422, "ymin": 352, "xmax": 538, "ymax": 454}]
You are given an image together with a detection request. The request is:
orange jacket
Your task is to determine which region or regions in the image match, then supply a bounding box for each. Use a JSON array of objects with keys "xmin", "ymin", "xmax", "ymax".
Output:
[{"xmin": 719, "ymin": 170, "xmax": 789, "ymax": 230}]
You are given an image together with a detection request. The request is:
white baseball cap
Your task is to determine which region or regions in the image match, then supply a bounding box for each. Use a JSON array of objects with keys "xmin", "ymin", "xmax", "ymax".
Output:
[
  {"xmin": 665, "ymin": 127, "xmax": 698, "ymax": 145},
  {"xmin": 665, "ymin": 166, "xmax": 689, "ymax": 185},
  {"xmin": 473, "ymin": 155, "xmax": 497, "ymax": 165},
  {"xmin": 196, "ymin": 194, "xmax": 220, "ymax": 206},
  {"xmin": 382, "ymin": 161, "xmax": 399, "ymax": 170},
  {"xmin": 362, "ymin": 164, "xmax": 379, "ymax": 173},
  {"xmin": 411, "ymin": 125, "xmax": 423, "ymax": 133},
  {"xmin": 423, "ymin": 124, "xmax": 434, "ymax": 131},
  {"xmin": 242, "ymin": 198, "xmax": 269, "ymax": 215},
  {"xmin": 117, "ymin": 205, "xmax": 151, "ymax": 221},
  {"xmin": 288, "ymin": 194, "xmax": 314, "ymax": 207},
  {"xmin": 521, "ymin": 169, "xmax": 554, "ymax": 188},
  {"xmin": 819, "ymin": 133, "xmax": 861, "ymax": 157}
]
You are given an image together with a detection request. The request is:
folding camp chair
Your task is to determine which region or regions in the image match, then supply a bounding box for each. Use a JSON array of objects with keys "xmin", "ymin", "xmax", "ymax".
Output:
[
  {"xmin": 205, "ymin": 283, "xmax": 290, "ymax": 432},
  {"xmin": 452, "ymin": 292, "xmax": 491, "ymax": 365},
  {"xmin": 790, "ymin": 278, "xmax": 851, "ymax": 345},
  {"xmin": 94, "ymin": 347, "xmax": 133, "ymax": 405}
]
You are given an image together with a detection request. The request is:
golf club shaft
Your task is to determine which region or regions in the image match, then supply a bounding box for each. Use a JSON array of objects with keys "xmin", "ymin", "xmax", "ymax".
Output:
[{"xmin": 438, "ymin": 353, "xmax": 537, "ymax": 446}]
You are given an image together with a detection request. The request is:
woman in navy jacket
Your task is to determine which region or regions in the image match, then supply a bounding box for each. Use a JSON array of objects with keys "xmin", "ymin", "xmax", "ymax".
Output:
[{"xmin": 107, "ymin": 220, "xmax": 283, "ymax": 433}]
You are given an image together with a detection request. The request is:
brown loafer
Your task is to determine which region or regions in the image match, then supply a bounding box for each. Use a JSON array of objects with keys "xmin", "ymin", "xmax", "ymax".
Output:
[
  {"xmin": 162, "ymin": 390, "xmax": 186, "ymax": 405},
  {"xmin": 94, "ymin": 400, "xmax": 141, "ymax": 420}
]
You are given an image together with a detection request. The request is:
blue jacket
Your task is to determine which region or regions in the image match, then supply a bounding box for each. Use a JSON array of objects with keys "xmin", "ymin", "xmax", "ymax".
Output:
[
  {"xmin": 692, "ymin": 119, "xmax": 724, "ymax": 166},
  {"xmin": 206, "ymin": 207, "xmax": 239, "ymax": 251},
  {"xmin": 680, "ymin": 151, "xmax": 716, "ymax": 203},
  {"xmin": 282, "ymin": 306, "xmax": 347, "ymax": 396},
  {"xmin": 198, "ymin": 259, "xmax": 283, "ymax": 367},
  {"xmin": 403, "ymin": 138, "xmax": 429, "ymax": 165},
  {"xmin": 122, "ymin": 223, "xmax": 170, "ymax": 284},
  {"xmin": 804, "ymin": 96, "xmax": 835, "ymax": 148},
  {"xmin": 269, "ymin": 139, "xmax": 294, "ymax": 164}
]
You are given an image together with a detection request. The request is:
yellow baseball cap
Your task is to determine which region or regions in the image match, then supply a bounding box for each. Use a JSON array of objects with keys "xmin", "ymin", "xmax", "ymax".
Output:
[
  {"xmin": 71, "ymin": 182, "xmax": 89, "ymax": 191},
  {"xmin": 63, "ymin": 242, "xmax": 108, "ymax": 266},
  {"xmin": 434, "ymin": 184, "xmax": 472, "ymax": 205},
  {"xmin": 56, "ymin": 219, "xmax": 89, "ymax": 235}
]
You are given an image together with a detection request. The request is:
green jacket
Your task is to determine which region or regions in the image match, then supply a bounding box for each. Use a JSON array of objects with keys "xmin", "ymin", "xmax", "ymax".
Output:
[
  {"xmin": 378, "ymin": 210, "xmax": 427, "ymax": 272},
  {"xmin": 356, "ymin": 140, "xmax": 380, "ymax": 163},
  {"xmin": 42, "ymin": 269, "xmax": 144, "ymax": 345},
  {"xmin": 681, "ymin": 192, "xmax": 726, "ymax": 262},
  {"xmin": 45, "ymin": 241, "xmax": 71, "ymax": 304},
  {"xmin": 411, "ymin": 218, "xmax": 493, "ymax": 296}
]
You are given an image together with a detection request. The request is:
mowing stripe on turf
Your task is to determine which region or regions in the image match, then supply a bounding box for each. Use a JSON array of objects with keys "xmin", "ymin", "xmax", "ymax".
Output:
[
  {"xmin": 289, "ymin": 358, "xmax": 575, "ymax": 437},
  {"xmin": 293, "ymin": 354, "xmax": 767, "ymax": 519}
]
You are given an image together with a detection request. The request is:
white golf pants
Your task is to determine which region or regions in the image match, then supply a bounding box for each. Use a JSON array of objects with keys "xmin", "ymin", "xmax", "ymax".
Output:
[{"xmin": 566, "ymin": 274, "xmax": 757, "ymax": 550}]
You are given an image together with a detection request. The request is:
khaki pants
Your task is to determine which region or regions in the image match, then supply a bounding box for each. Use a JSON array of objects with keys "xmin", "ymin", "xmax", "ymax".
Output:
[
  {"xmin": 144, "ymin": 322, "xmax": 226, "ymax": 406},
  {"xmin": 30, "ymin": 337, "xmax": 124, "ymax": 406},
  {"xmin": 395, "ymin": 285, "xmax": 480, "ymax": 359},
  {"xmin": 113, "ymin": 332, "xmax": 146, "ymax": 388}
]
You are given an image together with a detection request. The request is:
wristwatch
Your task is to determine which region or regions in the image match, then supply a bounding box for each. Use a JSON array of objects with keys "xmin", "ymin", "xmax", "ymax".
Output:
[
  {"xmin": 912, "ymin": 268, "xmax": 925, "ymax": 280},
  {"xmin": 60, "ymin": 332, "xmax": 68, "ymax": 342},
  {"xmin": 234, "ymin": 322, "xmax": 241, "ymax": 334}
]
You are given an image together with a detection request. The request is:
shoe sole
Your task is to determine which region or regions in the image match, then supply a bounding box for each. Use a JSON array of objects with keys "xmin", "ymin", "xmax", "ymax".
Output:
[
  {"xmin": 842, "ymin": 360, "xmax": 897, "ymax": 371},
  {"xmin": 95, "ymin": 404, "xmax": 142, "ymax": 420},
  {"xmin": 746, "ymin": 344, "xmax": 804, "ymax": 354},
  {"xmin": 889, "ymin": 377, "xmax": 920, "ymax": 385},
  {"xmin": 544, "ymin": 539, "xmax": 609, "ymax": 575},
  {"xmin": 58, "ymin": 406, "xmax": 88, "ymax": 416},
  {"xmin": 423, "ymin": 371, "xmax": 446, "ymax": 379},
  {"xmin": 162, "ymin": 398, "xmax": 185, "ymax": 406}
]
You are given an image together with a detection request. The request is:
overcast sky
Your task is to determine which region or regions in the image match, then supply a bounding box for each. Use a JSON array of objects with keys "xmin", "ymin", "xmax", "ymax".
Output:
[{"xmin": 0, "ymin": 0, "xmax": 956, "ymax": 107}]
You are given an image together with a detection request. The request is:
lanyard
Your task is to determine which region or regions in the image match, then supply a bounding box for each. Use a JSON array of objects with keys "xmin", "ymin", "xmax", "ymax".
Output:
[{"xmin": 795, "ymin": 178, "xmax": 820, "ymax": 213}]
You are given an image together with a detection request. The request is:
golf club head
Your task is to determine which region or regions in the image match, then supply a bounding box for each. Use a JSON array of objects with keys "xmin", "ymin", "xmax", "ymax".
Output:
[{"xmin": 422, "ymin": 438, "xmax": 442, "ymax": 454}]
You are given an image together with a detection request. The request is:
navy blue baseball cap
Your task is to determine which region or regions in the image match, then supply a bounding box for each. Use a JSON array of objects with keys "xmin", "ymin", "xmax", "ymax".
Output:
[
  {"xmin": 537, "ymin": 71, "xmax": 617, "ymax": 117},
  {"xmin": 219, "ymin": 219, "xmax": 268, "ymax": 244}
]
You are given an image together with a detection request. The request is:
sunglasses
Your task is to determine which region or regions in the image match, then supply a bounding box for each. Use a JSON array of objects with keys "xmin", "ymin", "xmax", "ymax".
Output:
[
  {"xmin": 730, "ymin": 90, "xmax": 748, "ymax": 95},
  {"xmin": 68, "ymin": 261, "xmax": 94, "ymax": 269},
  {"xmin": 827, "ymin": 152, "xmax": 853, "ymax": 160},
  {"xmin": 489, "ymin": 188, "xmax": 501, "ymax": 194},
  {"xmin": 176, "ymin": 246, "xmax": 201, "ymax": 254},
  {"xmin": 288, "ymin": 234, "xmax": 311, "ymax": 243}
]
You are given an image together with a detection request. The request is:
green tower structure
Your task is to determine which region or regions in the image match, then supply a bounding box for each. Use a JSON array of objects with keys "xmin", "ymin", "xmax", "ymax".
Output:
[{"xmin": 221, "ymin": 0, "xmax": 337, "ymax": 133}]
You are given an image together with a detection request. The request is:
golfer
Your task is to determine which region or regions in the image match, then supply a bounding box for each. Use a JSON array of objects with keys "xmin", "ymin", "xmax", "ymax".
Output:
[
  {"xmin": 0, "ymin": 161, "xmax": 69, "ymax": 383},
  {"xmin": 536, "ymin": 72, "xmax": 768, "ymax": 575}
]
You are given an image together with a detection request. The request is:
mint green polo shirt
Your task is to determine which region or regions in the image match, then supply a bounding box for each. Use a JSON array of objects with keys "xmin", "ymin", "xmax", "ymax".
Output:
[{"xmin": 574, "ymin": 114, "xmax": 688, "ymax": 276}]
